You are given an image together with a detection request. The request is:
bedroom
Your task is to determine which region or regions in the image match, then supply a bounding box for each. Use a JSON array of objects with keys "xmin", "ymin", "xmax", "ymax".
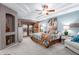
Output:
[{"xmin": 0, "ymin": 3, "xmax": 79, "ymax": 55}]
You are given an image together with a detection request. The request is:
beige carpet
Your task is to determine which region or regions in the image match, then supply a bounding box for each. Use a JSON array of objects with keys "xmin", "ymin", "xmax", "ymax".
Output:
[{"xmin": 0, "ymin": 37, "xmax": 77, "ymax": 55}]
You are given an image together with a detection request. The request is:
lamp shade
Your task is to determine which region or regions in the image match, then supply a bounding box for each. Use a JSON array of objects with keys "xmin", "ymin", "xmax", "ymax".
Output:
[{"xmin": 63, "ymin": 25, "xmax": 69, "ymax": 30}]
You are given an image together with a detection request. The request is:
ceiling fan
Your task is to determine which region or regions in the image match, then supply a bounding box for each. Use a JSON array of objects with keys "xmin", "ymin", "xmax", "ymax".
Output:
[{"xmin": 36, "ymin": 4, "xmax": 55, "ymax": 15}]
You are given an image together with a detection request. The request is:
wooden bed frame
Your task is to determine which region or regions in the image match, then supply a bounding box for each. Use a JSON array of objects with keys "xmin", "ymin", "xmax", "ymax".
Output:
[{"xmin": 31, "ymin": 34, "xmax": 55, "ymax": 48}]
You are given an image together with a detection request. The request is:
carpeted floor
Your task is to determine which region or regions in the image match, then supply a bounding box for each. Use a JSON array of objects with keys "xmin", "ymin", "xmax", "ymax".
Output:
[{"xmin": 0, "ymin": 37, "xmax": 77, "ymax": 55}]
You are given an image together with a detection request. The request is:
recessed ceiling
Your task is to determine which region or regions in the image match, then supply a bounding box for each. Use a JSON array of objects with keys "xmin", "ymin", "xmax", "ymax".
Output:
[{"xmin": 2, "ymin": 3, "xmax": 79, "ymax": 21}]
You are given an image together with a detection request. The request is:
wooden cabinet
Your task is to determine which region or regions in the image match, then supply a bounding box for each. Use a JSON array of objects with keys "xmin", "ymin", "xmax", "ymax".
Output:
[{"xmin": 34, "ymin": 22, "xmax": 40, "ymax": 32}]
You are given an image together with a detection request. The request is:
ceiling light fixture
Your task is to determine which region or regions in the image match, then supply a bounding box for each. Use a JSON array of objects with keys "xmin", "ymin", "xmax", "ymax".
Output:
[{"xmin": 36, "ymin": 4, "xmax": 55, "ymax": 15}]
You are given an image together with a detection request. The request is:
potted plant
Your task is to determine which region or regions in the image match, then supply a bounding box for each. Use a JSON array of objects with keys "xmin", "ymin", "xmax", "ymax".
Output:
[{"xmin": 64, "ymin": 30, "xmax": 68, "ymax": 36}]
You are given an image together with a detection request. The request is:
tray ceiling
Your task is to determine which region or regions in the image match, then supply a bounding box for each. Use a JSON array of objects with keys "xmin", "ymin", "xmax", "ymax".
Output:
[{"xmin": 2, "ymin": 3, "xmax": 79, "ymax": 21}]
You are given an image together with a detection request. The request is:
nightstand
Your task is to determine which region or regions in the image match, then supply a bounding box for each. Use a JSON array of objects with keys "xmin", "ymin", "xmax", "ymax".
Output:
[{"xmin": 61, "ymin": 35, "xmax": 69, "ymax": 44}]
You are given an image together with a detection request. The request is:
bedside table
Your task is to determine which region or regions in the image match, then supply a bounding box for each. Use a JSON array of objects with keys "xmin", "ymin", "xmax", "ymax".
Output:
[{"xmin": 61, "ymin": 35, "xmax": 69, "ymax": 44}]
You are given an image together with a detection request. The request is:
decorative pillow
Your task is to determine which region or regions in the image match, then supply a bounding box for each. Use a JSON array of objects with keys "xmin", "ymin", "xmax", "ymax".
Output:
[
  {"xmin": 43, "ymin": 40, "xmax": 49, "ymax": 46},
  {"xmin": 71, "ymin": 35, "xmax": 79, "ymax": 43},
  {"xmin": 32, "ymin": 33, "xmax": 42, "ymax": 40},
  {"xmin": 50, "ymin": 33, "xmax": 58, "ymax": 39},
  {"xmin": 43, "ymin": 34, "xmax": 48, "ymax": 39},
  {"xmin": 77, "ymin": 32, "xmax": 79, "ymax": 35}
]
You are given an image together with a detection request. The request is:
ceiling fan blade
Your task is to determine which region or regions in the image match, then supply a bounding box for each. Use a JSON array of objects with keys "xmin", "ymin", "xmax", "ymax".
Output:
[
  {"xmin": 47, "ymin": 10, "xmax": 55, "ymax": 12},
  {"xmin": 35, "ymin": 9, "xmax": 42, "ymax": 11},
  {"xmin": 38, "ymin": 11, "xmax": 42, "ymax": 14}
]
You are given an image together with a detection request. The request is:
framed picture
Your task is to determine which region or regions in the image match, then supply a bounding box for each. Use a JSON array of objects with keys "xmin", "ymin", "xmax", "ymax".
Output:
[
  {"xmin": 70, "ymin": 23, "xmax": 79, "ymax": 28},
  {"xmin": 48, "ymin": 17, "xmax": 57, "ymax": 25},
  {"xmin": 47, "ymin": 17, "xmax": 57, "ymax": 33}
]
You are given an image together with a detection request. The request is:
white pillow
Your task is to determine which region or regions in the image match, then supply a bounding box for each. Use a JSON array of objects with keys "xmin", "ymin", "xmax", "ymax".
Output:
[{"xmin": 77, "ymin": 32, "xmax": 79, "ymax": 35}]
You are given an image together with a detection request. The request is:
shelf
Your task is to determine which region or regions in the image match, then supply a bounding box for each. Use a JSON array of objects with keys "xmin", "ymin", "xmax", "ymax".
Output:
[
  {"xmin": 6, "ymin": 14, "xmax": 15, "ymax": 32},
  {"xmin": 5, "ymin": 32, "xmax": 15, "ymax": 35},
  {"xmin": 6, "ymin": 35, "xmax": 15, "ymax": 46}
]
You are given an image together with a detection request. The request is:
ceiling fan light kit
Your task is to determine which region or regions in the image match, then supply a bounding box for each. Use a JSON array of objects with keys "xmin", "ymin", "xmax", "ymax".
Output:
[{"xmin": 36, "ymin": 4, "xmax": 55, "ymax": 15}]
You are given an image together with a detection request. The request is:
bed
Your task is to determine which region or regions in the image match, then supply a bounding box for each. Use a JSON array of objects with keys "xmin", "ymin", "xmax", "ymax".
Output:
[{"xmin": 31, "ymin": 33, "xmax": 55, "ymax": 48}]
